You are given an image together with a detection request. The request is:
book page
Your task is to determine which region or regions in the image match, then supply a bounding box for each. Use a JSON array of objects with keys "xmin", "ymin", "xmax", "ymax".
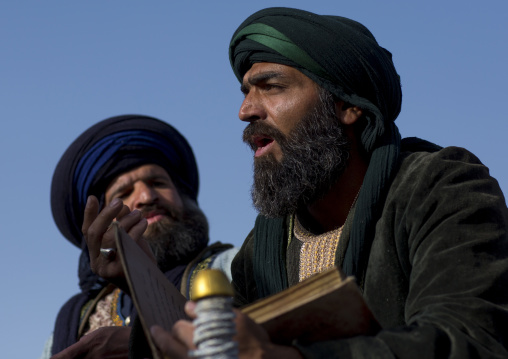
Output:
[{"xmin": 242, "ymin": 267, "xmax": 380, "ymax": 344}]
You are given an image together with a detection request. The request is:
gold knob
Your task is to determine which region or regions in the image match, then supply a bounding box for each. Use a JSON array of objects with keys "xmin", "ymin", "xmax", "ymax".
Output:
[{"xmin": 190, "ymin": 269, "xmax": 234, "ymax": 301}]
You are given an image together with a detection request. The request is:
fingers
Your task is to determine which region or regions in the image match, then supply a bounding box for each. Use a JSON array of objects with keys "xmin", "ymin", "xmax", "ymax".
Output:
[
  {"xmin": 116, "ymin": 204, "xmax": 132, "ymax": 220},
  {"xmin": 115, "ymin": 209, "xmax": 144, "ymax": 235},
  {"xmin": 151, "ymin": 325, "xmax": 191, "ymax": 359},
  {"xmin": 51, "ymin": 327, "xmax": 131, "ymax": 359},
  {"xmin": 84, "ymin": 198, "xmax": 144, "ymax": 256},
  {"xmin": 81, "ymin": 195, "xmax": 100, "ymax": 239},
  {"xmin": 184, "ymin": 301, "xmax": 197, "ymax": 319},
  {"xmin": 172, "ymin": 320, "xmax": 197, "ymax": 350},
  {"xmin": 81, "ymin": 195, "xmax": 148, "ymax": 284},
  {"xmin": 50, "ymin": 335, "xmax": 88, "ymax": 359},
  {"xmin": 50, "ymin": 346, "xmax": 80, "ymax": 359},
  {"xmin": 126, "ymin": 214, "xmax": 148, "ymax": 241},
  {"xmin": 83, "ymin": 197, "xmax": 137, "ymax": 281},
  {"xmin": 83, "ymin": 196, "xmax": 124, "ymax": 256}
]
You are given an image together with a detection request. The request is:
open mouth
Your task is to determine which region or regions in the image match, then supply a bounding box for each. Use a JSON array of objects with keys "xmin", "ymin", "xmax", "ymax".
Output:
[{"xmin": 252, "ymin": 135, "xmax": 274, "ymax": 157}]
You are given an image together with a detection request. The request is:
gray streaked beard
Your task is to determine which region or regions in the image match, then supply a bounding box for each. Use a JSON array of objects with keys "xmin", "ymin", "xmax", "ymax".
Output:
[
  {"xmin": 143, "ymin": 197, "xmax": 209, "ymax": 272},
  {"xmin": 243, "ymin": 89, "xmax": 351, "ymax": 218}
]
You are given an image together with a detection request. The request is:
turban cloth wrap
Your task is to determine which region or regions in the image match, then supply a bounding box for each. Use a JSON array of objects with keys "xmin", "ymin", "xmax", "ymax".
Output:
[
  {"xmin": 229, "ymin": 7, "xmax": 402, "ymax": 295},
  {"xmin": 51, "ymin": 114, "xmax": 199, "ymax": 292}
]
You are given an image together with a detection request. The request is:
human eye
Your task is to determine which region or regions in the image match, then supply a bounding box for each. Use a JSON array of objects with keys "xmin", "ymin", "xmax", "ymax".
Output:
[
  {"xmin": 115, "ymin": 189, "xmax": 132, "ymax": 200},
  {"xmin": 263, "ymin": 81, "xmax": 285, "ymax": 92},
  {"xmin": 150, "ymin": 178, "xmax": 170, "ymax": 188},
  {"xmin": 106, "ymin": 190, "xmax": 127, "ymax": 205}
]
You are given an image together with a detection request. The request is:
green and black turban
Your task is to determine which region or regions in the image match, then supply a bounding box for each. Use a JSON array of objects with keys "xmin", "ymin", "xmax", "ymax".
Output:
[{"xmin": 229, "ymin": 7, "xmax": 403, "ymax": 291}]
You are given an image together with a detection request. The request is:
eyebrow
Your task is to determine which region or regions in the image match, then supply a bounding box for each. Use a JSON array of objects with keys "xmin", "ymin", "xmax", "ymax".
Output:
[{"xmin": 240, "ymin": 71, "xmax": 285, "ymax": 94}]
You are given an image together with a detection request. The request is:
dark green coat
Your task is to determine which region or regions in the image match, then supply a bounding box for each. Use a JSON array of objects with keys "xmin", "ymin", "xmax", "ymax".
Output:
[{"xmin": 232, "ymin": 145, "xmax": 508, "ymax": 358}]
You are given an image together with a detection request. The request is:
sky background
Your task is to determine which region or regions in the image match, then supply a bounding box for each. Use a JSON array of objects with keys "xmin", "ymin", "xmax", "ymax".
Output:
[{"xmin": 0, "ymin": 1, "xmax": 506, "ymax": 358}]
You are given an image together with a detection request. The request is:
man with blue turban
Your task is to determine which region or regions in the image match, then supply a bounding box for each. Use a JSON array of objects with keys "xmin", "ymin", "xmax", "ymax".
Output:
[
  {"xmin": 43, "ymin": 115, "xmax": 237, "ymax": 358},
  {"xmin": 152, "ymin": 7, "xmax": 508, "ymax": 359}
]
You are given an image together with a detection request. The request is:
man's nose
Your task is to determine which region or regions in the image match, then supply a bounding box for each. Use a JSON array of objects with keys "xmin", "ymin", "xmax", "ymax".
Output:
[
  {"xmin": 238, "ymin": 93, "xmax": 266, "ymax": 123},
  {"xmin": 132, "ymin": 182, "xmax": 158, "ymax": 208}
]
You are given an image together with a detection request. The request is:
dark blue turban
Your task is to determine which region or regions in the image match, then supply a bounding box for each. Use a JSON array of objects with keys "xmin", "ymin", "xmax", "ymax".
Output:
[
  {"xmin": 51, "ymin": 114, "xmax": 199, "ymax": 250},
  {"xmin": 50, "ymin": 115, "xmax": 199, "ymax": 354},
  {"xmin": 229, "ymin": 7, "xmax": 403, "ymax": 290}
]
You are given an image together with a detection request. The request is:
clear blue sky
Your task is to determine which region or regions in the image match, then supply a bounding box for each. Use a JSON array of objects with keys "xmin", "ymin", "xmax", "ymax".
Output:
[{"xmin": 0, "ymin": 1, "xmax": 506, "ymax": 358}]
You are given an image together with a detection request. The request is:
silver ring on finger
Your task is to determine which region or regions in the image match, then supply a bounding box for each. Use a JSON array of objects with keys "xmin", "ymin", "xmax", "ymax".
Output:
[{"xmin": 100, "ymin": 247, "xmax": 117, "ymax": 260}]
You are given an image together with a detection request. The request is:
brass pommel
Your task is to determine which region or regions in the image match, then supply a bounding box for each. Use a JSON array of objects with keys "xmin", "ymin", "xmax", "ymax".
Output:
[{"xmin": 190, "ymin": 269, "xmax": 234, "ymax": 301}]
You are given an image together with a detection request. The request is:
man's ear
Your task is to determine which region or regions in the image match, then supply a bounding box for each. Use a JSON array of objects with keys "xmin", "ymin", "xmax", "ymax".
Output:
[{"xmin": 335, "ymin": 101, "xmax": 363, "ymax": 125}]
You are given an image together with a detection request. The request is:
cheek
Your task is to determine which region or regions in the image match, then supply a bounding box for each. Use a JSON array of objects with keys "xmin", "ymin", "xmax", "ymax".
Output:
[
  {"xmin": 271, "ymin": 95, "xmax": 314, "ymax": 135},
  {"xmin": 271, "ymin": 101, "xmax": 298, "ymax": 134},
  {"xmin": 160, "ymin": 190, "xmax": 184, "ymax": 211}
]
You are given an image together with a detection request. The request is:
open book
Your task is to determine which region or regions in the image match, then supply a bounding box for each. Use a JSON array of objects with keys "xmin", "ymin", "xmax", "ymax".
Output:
[
  {"xmin": 114, "ymin": 224, "xmax": 380, "ymax": 357},
  {"xmin": 242, "ymin": 267, "xmax": 380, "ymax": 344}
]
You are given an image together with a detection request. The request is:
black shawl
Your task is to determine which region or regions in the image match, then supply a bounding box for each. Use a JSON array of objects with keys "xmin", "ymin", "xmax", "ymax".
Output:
[{"xmin": 229, "ymin": 7, "xmax": 403, "ymax": 290}]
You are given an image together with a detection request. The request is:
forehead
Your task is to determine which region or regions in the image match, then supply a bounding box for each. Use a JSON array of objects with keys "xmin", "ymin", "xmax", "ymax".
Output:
[
  {"xmin": 242, "ymin": 62, "xmax": 313, "ymax": 85},
  {"xmin": 108, "ymin": 164, "xmax": 171, "ymax": 188}
]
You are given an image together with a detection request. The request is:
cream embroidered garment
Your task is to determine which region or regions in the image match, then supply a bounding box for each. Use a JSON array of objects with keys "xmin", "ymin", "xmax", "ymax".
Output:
[{"xmin": 294, "ymin": 217, "xmax": 343, "ymax": 282}]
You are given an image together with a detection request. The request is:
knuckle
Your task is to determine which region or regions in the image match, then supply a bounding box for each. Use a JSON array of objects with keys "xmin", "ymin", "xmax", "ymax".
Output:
[
  {"xmin": 85, "ymin": 226, "xmax": 100, "ymax": 240},
  {"xmin": 81, "ymin": 225, "xmax": 89, "ymax": 237}
]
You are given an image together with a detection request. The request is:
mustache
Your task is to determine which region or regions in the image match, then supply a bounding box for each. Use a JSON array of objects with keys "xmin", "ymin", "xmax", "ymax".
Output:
[
  {"xmin": 242, "ymin": 121, "xmax": 286, "ymax": 151},
  {"xmin": 139, "ymin": 204, "xmax": 180, "ymax": 222}
]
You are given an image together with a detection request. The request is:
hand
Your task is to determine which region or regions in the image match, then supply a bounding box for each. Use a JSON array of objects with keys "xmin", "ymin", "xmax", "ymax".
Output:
[
  {"xmin": 51, "ymin": 326, "xmax": 131, "ymax": 359},
  {"xmin": 151, "ymin": 302, "xmax": 304, "ymax": 359},
  {"xmin": 82, "ymin": 195, "xmax": 150, "ymax": 291},
  {"xmin": 150, "ymin": 301, "xmax": 197, "ymax": 359},
  {"xmin": 151, "ymin": 324, "xmax": 193, "ymax": 359},
  {"xmin": 233, "ymin": 308, "xmax": 303, "ymax": 359}
]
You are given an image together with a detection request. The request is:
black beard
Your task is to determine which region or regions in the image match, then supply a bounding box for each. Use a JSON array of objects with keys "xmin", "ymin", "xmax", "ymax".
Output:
[
  {"xmin": 243, "ymin": 90, "xmax": 351, "ymax": 218},
  {"xmin": 141, "ymin": 199, "xmax": 209, "ymax": 272}
]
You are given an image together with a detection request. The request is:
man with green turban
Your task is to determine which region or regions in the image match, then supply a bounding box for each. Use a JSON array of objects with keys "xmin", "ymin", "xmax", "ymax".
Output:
[{"xmin": 154, "ymin": 7, "xmax": 508, "ymax": 358}]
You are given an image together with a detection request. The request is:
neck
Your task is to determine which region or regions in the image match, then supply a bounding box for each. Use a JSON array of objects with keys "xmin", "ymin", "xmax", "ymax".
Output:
[{"xmin": 300, "ymin": 137, "xmax": 368, "ymax": 233}]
